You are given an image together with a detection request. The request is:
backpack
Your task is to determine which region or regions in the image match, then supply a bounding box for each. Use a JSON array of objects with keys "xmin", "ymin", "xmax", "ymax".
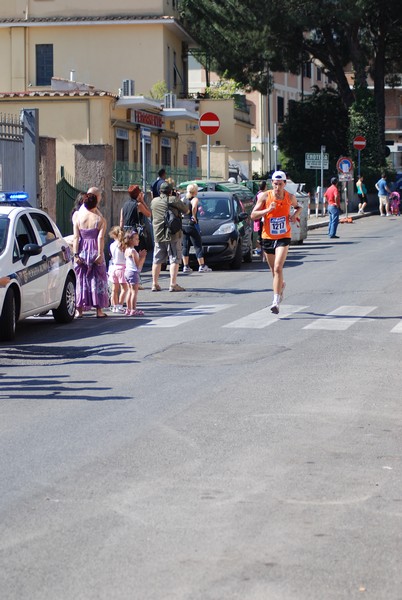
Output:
[
  {"xmin": 164, "ymin": 203, "xmax": 182, "ymax": 235},
  {"xmin": 151, "ymin": 178, "xmax": 159, "ymax": 198}
]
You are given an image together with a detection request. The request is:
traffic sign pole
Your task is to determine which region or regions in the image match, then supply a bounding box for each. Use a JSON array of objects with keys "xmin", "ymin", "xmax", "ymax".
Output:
[{"xmin": 207, "ymin": 135, "xmax": 211, "ymax": 180}]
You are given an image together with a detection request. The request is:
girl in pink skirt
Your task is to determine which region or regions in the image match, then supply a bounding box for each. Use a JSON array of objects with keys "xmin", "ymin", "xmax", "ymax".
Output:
[
  {"xmin": 124, "ymin": 230, "xmax": 147, "ymax": 316},
  {"xmin": 108, "ymin": 226, "xmax": 128, "ymax": 312}
]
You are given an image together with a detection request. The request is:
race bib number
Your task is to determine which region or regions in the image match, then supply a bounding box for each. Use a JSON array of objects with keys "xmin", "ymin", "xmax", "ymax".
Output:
[{"xmin": 270, "ymin": 216, "xmax": 286, "ymax": 236}]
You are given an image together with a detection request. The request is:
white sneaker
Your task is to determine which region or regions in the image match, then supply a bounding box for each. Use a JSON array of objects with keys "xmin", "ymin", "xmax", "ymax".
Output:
[
  {"xmin": 183, "ymin": 266, "xmax": 193, "ymax": 274},
  {"xmin": 270, "ymin": 302, "xmax": 280, "ymax": 315},
  {"xmin": 199, "ymin": 265, "xmax": 212, "ymax": 272}
]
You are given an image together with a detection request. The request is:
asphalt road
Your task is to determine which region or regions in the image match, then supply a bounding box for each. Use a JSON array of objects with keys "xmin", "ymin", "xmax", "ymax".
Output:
[{"xmin": 1, "ymin": 214, "xmax": 402, "ymax": 600}]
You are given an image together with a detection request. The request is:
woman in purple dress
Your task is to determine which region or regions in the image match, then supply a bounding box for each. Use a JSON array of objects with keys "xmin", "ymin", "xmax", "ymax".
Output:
[{"xmin": 72, "ymin": 193, "xmax": 109, "ymax": 318}]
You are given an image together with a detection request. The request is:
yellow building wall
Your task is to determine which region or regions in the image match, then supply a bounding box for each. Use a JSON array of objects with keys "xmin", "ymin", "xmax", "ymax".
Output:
[
  {"xmin": 0, "ymin": 96, "xmax": 114, "ymax": 174},
  {"xmin": 0, "ymin": 1, "xmax": 179, "ymax": 19},
  {"xmin": 0, "ymin": 23, "xmax": 185, "ymax": 96}
]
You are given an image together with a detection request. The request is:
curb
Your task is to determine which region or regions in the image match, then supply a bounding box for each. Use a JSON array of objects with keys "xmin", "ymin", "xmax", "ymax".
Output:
[{"xmin": 307, "ymin": 211, "xmax": 375, "ymax": 231}]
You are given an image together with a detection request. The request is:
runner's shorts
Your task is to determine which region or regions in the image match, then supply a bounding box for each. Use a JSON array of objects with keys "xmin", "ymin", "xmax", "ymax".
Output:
[{"xmin": 261, "ymin": 238, "xmax": 291, "ymax": 254}]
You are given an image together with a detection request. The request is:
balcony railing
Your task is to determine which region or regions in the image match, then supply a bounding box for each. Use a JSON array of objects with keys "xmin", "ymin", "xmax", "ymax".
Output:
[{"xmin": 113, "ymin": 162, "xmax": 202, "ymax": 189}]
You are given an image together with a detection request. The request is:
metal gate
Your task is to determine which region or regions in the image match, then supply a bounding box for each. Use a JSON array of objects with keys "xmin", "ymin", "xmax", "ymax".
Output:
[
  {"xmin": 0, "ymin": 114, "xmax": 24, "ymax": 190},
  {"xmin": 56, "ymin": 168, "xmax": 88, "ymax": 236},
  {"xmin": 0, "ymin": 109, "xmax": 39, "ymax": 204}
]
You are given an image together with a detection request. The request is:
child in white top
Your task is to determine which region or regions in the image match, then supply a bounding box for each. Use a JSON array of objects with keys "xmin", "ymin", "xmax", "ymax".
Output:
[
  {"xmin": 108, "ymin": 226, "xmax": 127, "ymax": 312},
  {"xmin": 124, "ymin": 230, "xmax": 146, "ymax": 316}
]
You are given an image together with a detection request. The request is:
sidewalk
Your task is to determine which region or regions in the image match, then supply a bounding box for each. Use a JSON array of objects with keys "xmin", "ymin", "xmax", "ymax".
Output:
[{"xmin": 306, "ymin": 210, "xmax": 374, "ymax": 231}]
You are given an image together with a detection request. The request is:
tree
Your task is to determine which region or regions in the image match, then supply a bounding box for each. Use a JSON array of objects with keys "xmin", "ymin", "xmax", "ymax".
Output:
[
  {"xmin": 277, "ymin": 87, "xmax": 349, "ymax": 190},
  {"xmin": 149, "ymin": 81, "xmax": 168, "ymax": 100},
  {"xmin": 180, "ymin": 0, "xmax": 402, "ymax": 156}
]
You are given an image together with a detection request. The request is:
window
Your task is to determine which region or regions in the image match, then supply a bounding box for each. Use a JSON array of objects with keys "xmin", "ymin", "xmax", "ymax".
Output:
[
  {"xmin": 161, "ymin": 146, "xmax": 171, "ymax": 166},
  {"xmin": 116, "ymin": 138, "xmax": 128, "ymax": 162},
  {"xmin": 30, "ymin": 213, "xmax": 56, "ymax": 245},
  {"xmin": 36, "ymin": 44, "xmax": 53, "ymax": 85},
  {"xmin": 317, "ymin": 66, "xmax": 322, "ymax": 81},
  {"xmin": 303, "ymin": 62, "xmax": 312, "ymax": 79},
  {"xmin": 14, "ymin": 216, "xmax": 36, "ymax": 260},
  {"xmin": 277, "ymin": 96, "xmax": 284, "ymax": 123}
]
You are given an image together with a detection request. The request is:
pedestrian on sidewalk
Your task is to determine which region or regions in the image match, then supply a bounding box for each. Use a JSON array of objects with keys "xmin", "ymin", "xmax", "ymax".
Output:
[
  {"xmin": 251, "ymin": 170, "xmax": 302, "ymax": 314},
  {"xmin": 324, "ymin": 177, "xmax": 341, "ymax": 239},
  {"xmin": 181, "ymin": 183, "xmax": 212, "ymax": 273},
  {"xmin": 356, "ymin": 175, "xmax": 368, "ymax": 214},
  {"xmin": 375, "ymin": 173, "xmax": 391, "ymax": 216},
  {"xmin": 150, "ymin": 182, "xmax": 189, "ymax": 292},
  {"xmin": 124, "ymin": 229, "xmax": 146, "ymax": 316}
]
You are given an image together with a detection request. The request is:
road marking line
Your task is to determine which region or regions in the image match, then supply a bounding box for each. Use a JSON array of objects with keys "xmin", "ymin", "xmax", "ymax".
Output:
[
  {"xmin": 390, "ymin": 321, "xmax": 402, "ymax": 333},
  {"xmin": 143, "ymin": 304, "xmax": 233, "ymax": 328},
  {"xmin": 304, "ymin": 305, "xmax": 377, "ymax": 330},
  {"xmin": 223, "ymin": 305, "xmax": 308, "ymax": 329}
]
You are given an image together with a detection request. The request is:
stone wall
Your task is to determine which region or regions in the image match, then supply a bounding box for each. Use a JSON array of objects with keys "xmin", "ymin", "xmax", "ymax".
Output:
[{"xmin": 39, "ymin": 136, "xmax": 56, "ymax": 220}]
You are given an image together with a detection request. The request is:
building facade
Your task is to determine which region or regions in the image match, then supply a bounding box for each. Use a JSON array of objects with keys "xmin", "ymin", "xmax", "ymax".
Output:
[{"xmin": 0, "ymin": 0, "xmax": 202, "ymax": 186}]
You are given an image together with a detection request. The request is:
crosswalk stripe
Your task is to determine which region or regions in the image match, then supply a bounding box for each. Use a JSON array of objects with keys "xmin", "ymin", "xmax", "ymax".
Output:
[
  {"xmin": 303, "ymin": 305, "xmax": 377, "ymax": 330},
  {"xmin": 143, "ymin": 304, "xmax": 233, "ymax": 328},
  {"xmin": 390, "ymin": 321, "xmax": 402, "ymax": 333},
  {"xmin": 223, "ymin": 304, "xmax": 308, "ymax": 328}
]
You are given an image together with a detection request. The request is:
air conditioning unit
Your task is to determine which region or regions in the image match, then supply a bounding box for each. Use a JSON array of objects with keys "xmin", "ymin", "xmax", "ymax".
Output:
[
  {"xmin": 164, "ymin": 93, "xmax": 177, "ymax": 108},
  {"xmin": 122, "ymin": 79, "xmax": 135, "ymax": 96}
]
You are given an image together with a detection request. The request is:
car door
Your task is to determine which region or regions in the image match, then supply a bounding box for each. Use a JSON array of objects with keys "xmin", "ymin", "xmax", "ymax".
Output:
[
  {"xmin": 13, "ymin": 214, "xmax": 48, "ymax": 314},
  {"xmin": 28, "ymin": 211, "xmax": 67, "ymax": 305}
]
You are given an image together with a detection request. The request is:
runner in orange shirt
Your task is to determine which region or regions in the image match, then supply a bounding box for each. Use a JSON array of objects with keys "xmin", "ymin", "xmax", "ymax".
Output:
[{"xmin": 251, "ymin": 171, "xmax": 302, "ymax": 314}]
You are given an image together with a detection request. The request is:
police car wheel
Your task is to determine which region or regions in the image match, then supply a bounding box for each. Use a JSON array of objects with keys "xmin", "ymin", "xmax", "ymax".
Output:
[
  {"xmin": 0, "ymin": 288, "xmax": 17, "ymax": 341},
  {"xmin": 52, "ymin": 276, "xmax": 76, "ymax": 323}
]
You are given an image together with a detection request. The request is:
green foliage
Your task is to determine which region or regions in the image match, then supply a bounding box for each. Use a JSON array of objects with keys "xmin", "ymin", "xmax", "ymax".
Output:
[
  {"xmin": 180, "ymin": 0, "xmax": 402, "ymax": 156},
  {"xmin": 149, "ymin": 81, "xmax": 168, "ymax": 100},
  {"xmin": 277, "ymin": 87, "xmax": 349, "ymax": 192},
  {"xmin": 349, "ymin": 88, "xmax": 385, "ymax": 184},
  {"xmin": 205, "ymin": 77, "xmax": 244, "ymax": 99}
]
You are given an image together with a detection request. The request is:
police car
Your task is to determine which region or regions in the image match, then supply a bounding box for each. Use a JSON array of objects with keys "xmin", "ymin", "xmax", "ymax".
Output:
[{"xmin": 0, "ymin": 191, "xmax": 76, "ymax": 341}]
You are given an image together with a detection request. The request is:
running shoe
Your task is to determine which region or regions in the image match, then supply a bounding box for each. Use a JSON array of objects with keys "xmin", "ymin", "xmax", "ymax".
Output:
[{"xmin": 270, "ymin": 302, "xmax": 280, "ymax": 315}]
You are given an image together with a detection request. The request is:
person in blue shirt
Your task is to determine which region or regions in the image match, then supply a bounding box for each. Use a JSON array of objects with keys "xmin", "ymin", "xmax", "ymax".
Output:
[{"xmin": 375, "ymin": 173, "xmax": 391, "ymax": 216}]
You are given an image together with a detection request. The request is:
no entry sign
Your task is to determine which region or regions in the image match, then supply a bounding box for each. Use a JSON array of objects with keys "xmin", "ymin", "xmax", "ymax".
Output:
[
  {"xmin": 199, "ymin": 112, "xmax": 220, "ymax": 135},
  {"xmin": 353, "ymin": 136, "xmax": 366, "ymax": 150}
]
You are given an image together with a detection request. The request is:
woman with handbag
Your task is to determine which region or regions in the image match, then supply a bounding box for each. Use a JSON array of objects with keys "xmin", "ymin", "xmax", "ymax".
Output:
[{"xmin": 181, "ymin": 183, "xmax": 212, "ymax": 273}]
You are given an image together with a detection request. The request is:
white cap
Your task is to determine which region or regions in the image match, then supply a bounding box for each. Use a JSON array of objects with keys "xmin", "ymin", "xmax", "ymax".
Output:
[{"xmin": 271, "ymin": 170, "xmax": 287, "ymax": 181}]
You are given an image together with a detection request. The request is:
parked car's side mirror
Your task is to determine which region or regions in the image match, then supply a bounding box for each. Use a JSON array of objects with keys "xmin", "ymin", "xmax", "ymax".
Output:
[
  {"xmin": 22, "ymin": 243, "xmax": 42, "ymax": 256},
  {"xmin": 21, "ymin": 243, "xmax": 42, "ymax": 265}
]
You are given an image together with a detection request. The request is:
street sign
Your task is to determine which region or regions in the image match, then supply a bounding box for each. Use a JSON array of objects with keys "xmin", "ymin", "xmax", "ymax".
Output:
[
  {"xmin": 199, "ymin": 112, "xmax": 220, "ymax": 135},
  {"xmin": 305, "ymin": 152, "xmax": 329, "ymax": 169},
  {"xmin": 336, "ymin": 156, "xmax": 353, "ymax": 173},
  {"xmin": 338, "ymin": 173, "xmax": 353, "ymax": 181},
  {"xmin": 353, "ymin": 136, "xmax": 366, "ymax": 150}
]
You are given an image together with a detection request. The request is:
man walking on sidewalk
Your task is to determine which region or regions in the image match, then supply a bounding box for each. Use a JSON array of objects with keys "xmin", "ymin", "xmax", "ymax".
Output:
[{"xmin": 325, "ymin": 177, "xmax": 341, "ymax": 239}]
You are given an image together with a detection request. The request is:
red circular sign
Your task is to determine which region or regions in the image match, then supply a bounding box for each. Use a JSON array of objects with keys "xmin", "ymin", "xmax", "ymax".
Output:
[
  {"xmin": 353, "ymin": 136, "xmax": 366, "ymax": 150},
  {"xmin": 199, "ymin": 112, "xmax": 220, "ymax": 135}
]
